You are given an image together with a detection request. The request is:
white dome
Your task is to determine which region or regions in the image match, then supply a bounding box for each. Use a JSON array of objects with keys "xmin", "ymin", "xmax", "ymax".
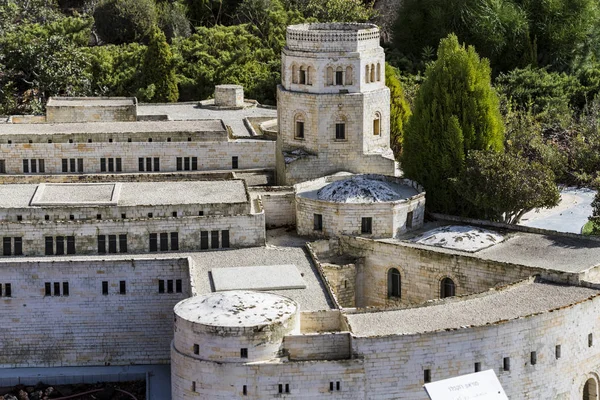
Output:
[{"xmin": 317, "ymin": 176, "xmax": 405, "ymax": 203}]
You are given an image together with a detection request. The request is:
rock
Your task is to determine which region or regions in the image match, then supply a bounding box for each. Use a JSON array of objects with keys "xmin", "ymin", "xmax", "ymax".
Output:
[{"xmin": 17, "ymin": 390, "xmax": 28, "ymax": 400}]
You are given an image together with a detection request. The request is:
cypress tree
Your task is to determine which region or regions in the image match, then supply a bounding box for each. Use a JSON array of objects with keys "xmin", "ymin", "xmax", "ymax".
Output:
[
  {"xmin": 385, "ymin": 63, "xmax": 411, "ymax": 159},
  {"xmin": 401, "ymin": 34, "xmax": 504, "ymax": 214},
  {"xmin": 140, "ymin": 27, "xmax": 179, "ymax": 103}
]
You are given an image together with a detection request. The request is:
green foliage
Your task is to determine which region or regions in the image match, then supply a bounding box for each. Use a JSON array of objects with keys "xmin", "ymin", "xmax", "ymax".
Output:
[
  {"xmin": 157, "ymin": 1, "xmax": 191, "ymax": 42},
  {"xmin": 185, "ymin": 0, "xmax": 242, "ymax": 27},
  {"xmin": 496, "ymin": 67, "xmax": 583, "ymax": 126},
  {"xmin": 455, "ymin": 150, "xmax": 559, "ymax": 223},
  {"xmin": 391, "ymin": 0, "xmax": 600, "ymax": 74},
  {"xmin": 94, "ymin": 0, "xmax": 158, "ymax": 44},
  {"xmin": 173, "ymin": 24, "xmax": 279, "ymax": 104},
  {"xmin": 283, "ymin": 0, "xmax": 375, "ymax": 22},
  {"xmin": 385, "ymin": 63, "xmax": 411, "ymax": 159},
  {"xmin": 402, "ymin": 34, "xmax": 504, "ymax": 214},
  {"xmin": 587, "ymin": 181, "xmax": 600, "ymax": 234},
  {"xmin": 86, "ymin": 43, "xmax": 146, "ymax": 96},
  {"xmin": 139, "ymin": 28, "xmax": 179, "ymax": 102}
]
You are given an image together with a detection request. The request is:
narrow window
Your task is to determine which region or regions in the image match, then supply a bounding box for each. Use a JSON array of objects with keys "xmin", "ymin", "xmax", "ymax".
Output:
[
  {"xmin": 373, "ymin": 115, "xmax": 381, "ymax": 135},
  {"xmin": 314, "ymin": 214, "xmax": 323, "ymax": 231},
  {"xmin": 45, "ymin": 237, "xmax": 53, "ymax": 255},
  {"xmin": 589, "ymin": 333, "xmax": 594, "ymax": 347},
  {"xmin": 211, "ymin": 231, "xmax": 220, "ymax": 249},
  {"xmin": 232, "ymin": 156, "xmax": 239, "ymax": 169},
  {"xmin": 222, "ymin": 230, "xmax": 230, "ymax": 248},
  {"xmin": 200, "ymin": 231, "xmax": 209, "ymax": 250},
  {"xmin": 146, "ymin": 157, "xmax": 152, "ymax": 172},
  {"xmin": 23, "ymin": 159, "xmax": 29, "ymax": 173},
  {"xmin": 370, "ymin": 63, "xmax": 375, "ymax": 82},
  {"xmin": 530, "ymin": 351, "xmax": 537, "ymax": 365},
  {"xmin": 102, "ymin": 281, "xmax": 108, "ymax": 295},
  {"xmin": 376, "ymin": 63, "xmax": 381, "ymax": 81},
  {"xmin": 503, "ymin": 357, "xmax": 510, "ymax": 371},
  {"xmin": 54, "ymin": 282, "xmax": 60, "ymax": 296},
  {"xmin": 5, "ymin": 283, "xmax": 11, "ymax": 297},
  {"xmin": 108, "ymin": 235, "xmax": 117, "ymax": 253},
  {"xmin": 336, "ymin": 382, "xmax": 340, "ymax": 391},
  {"xmin": 154, "ymin": 157, "xmax": 160, "ymax": 171},
  {"xmin": 192, "ymin": 381, "xmax": 196, "ymax": 392},
  {"xmin": 67, "ymin": 236, "xmax": 75, "ymax": 254},
  {"xmin": 406, "ymin": 211, "xmax": 414, "ymax": 229},
  {"xmin": 278, "ymin": 384, "xmax": 283, "ymax": 394},
  {"xmin": 62, "ymin": 282, "xmax": 69, "ymax": 296},
  {"xmin": 62, "ymin": 159, "xmax": 68, "ymax": 173},
  {"xmin": 285, "ymin": 384, "xmax": 290, "ymax": 393},
  {"xmin": 119, "ymin": 234, "xmax": 127, "ymax": 253},
  {"xmin": 160, "ymin": 232, "xmax": 169, "ymax": 251},
  {"xmin": 335, "ymin": 123, "xmax": 346, "ymax": 140},
  {"xmin": 149, "ymin": 233, "xmax": 158, "ymax": 252},
  {"xmin": 14, "ymin": 237, "xmax": 22, "ymax": 255},
  {"xmin": 474, "ymin": 362, "xmax": 481, "ymax": 372},
  {"xmin": 361, "ymin": 217, "xmax": 372, "ymax": 234},
  {"xmin": 292, "ymin": 64, "xmax": 298, "ymax": 84},
  {"xmin": 119, "ymin": 280, "xmax": 126, "ymax": 294},
  {"xmin": 299, "ymin": 68, "xmax": 306, "ymax": 84},
  {"xmin": 31, "ymin": 159, "xmax": 36, "ymax": 173},
  {"xmin": 45, "ymin": 215, "xmax": 49, "ymax": 221},
  {"xmin": 77, "ymin": 158, "xmax": 83, "ymax": 172},
  {"xmin": 138, "ymin": 158, "xmax": 144, "ymax": 171},
  {"xmin": 243, "ymin": 385, "xmax": 247, "ymax": 396},
  {"xmin": 241, "ymin": 348, "xmax": 248, "ymax": 358},
  {"xmin": 440, "ymin": 278, "xmax": 456, "ymax": 298},
  {"xmin": 192, "ymin": 157, "xmax": 198, "ymax": 170},
  {"xmin": 69, "ymin": 158, "xmax": 75, "ymax": 172},
  {"xmin": 184, "ymin": 157, "xmax": 190, "ymax": 171},
  {"xmin": 108, "ymin": 158, "xmax": 114, "ymax": 172},
  {"xmin": 0, "ymin": 160, "xmax": 6, "ymax": 173},
  {"xmin": 176, "ymin": 279, "xmax": 182, "ymax": 293},
  {"xmin": 167, "ymin": 279, "xmax": 174, "ymax": 293},
  {"xmin": 171, "ymin": 232, "xmax": 179, "ymax": 251},
  {"xmin": 98, "ymin": 235, "xmax": 106, "ymax": 254},
  {"xmin": 3, "ymin": 237, "xmax": 11, "ymax": 256},
  {"xmin": 45, "ymin": 282, "xmax": 51, "ymax": 296},
  {"xmin": 345, "ymin": 66, "xmax": 353, "ymax": 85},
  {"xmin": 330, "ymin": 382, "xmax": 334, "ymax": 392},
  {"xmin": 555, "ymin": 345, "xmax": 561, "ymax": 359},
  {"xmin": 56, "ymin": 236, "xmax": 65, "ymax": 255},
  {"xmin": 116, "ymin": 158, "xmax": 122, "ymax": 172},
  {"xmin": 335, "ymin": 68, "xmax": 344, "ymax": 85},
  {"xmin": 424, "ymin": 369, "xmax": 431, "ymax": 383},
  {"xmin": 159, "ymin": 280, "xmax": 165, "ymax": 293},
  {"xmin": 38, "ymin": 159, "xmax": 45, "ymax": 173},
  {"xmin": 295, "ymin": 121, "xmax": 305, "ymax": 139},
  {"xmin": 365, "ymin": 65, "xmax": 370, "ymax": 83},
  {"xmin": 100, "ymin": 158, "xmax": 106, "ymax": 172},
  {"xmin": 193, "ymin": 344, "xmax": 199, "ymax": 355},
  {"xmin": 327, "ymin": 66, "xmax": 334, "ymax": 85},
  {"xmin": 388, "ymin": 268, "xmax": 401, "ymax": 298}
]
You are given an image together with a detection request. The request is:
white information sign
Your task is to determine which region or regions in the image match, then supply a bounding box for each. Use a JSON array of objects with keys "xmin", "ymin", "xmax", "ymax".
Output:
[{"xmin": 424, "ymin": 369, "xmax": 508, "ymax": 400}]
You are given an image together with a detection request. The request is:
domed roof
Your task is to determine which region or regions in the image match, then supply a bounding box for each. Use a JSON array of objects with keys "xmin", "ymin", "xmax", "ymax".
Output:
[
  {"xmin": 174, "ymin": 290, "xmax": 298, "ymax": 328},
  {"xmin": 317, "ymin": 176, "xmax": 406, "ymax": 203}
]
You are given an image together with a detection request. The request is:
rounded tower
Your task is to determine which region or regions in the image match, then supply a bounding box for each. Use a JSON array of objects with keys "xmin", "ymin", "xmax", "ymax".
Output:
[
  {"xmin": 171, "ymin": 290, "xmax": 300, "ymax": 399},
  {"xmin": 276, "ymin": 23, "xmax": 395, "ymax": 185}
]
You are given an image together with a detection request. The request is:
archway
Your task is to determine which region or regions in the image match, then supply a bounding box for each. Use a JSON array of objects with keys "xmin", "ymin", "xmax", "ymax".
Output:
[{"xmin": 584, "ymin": 377, "xmax": 598, "ymax": 400}]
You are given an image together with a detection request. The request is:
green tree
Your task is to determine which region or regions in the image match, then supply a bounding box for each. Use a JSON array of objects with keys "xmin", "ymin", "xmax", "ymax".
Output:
[
  {"xmin": 401, "ymin": 34, "xmax": 504, "ymax": 214},
  {"xmin": 455, "ymin": 150, "xmax": 559, "ymax": 223},
  {"xmin": 94, "ymin": 0, "xmax": 158, "ymax": 44},
  {"xmin": 385, "ymin": 63, "xmax": 411, "ymax": 159},
  {"xmin": 139, "ymin": 27, "xmax": 179, "ymax": 102},
  {"xmin": 283, "ymin": 0, "xmax": 375, "ymax": 22},
  {"xmin": 86, "ymin": 43, "xmax": 147, "ymax": 97},
  {"xmin": 185, "ymin": 0, "xmax": 242, "ymax": 27},
  {"xmin": 157, "ymin": 1, "xmax": 191, "ymax": 42},
  {"xmin": 587, "ymin": 180, "xmax": 600, "ymax": 234}
]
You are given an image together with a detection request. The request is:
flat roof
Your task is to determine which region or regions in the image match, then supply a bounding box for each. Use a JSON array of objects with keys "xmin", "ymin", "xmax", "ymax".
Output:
[
  {"xmin": 345, "ymin": 279, "xmax": 600, "ymax": 336},
  {"xmin": 0, "ymin": 181, "xmax": 248, "ymax": 208},
  {"xmin": 0, "ymin": 120, "xmax": 226, "ymax": 135},
  {"xmin": 47, "ymin": 97, "xmax": 136, "ymax": 107}
]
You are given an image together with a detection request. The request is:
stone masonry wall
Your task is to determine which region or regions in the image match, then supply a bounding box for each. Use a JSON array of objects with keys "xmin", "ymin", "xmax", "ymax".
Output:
[
  {"xmin": 0, "ymin": 258, "xmax": 191, "ymax": 367},
  {"xmin": 350, "ymin": 295, "xmax": 600, "ymax": 399},
  {"xmin": 0, "ymin": 141, "xmax": 275, "ymax": 174},
  {"xmin": 0, "ymin": 213, "xmax": 265, "ymax": 256},
  {"xmin": 341, "ymin": 236, "xmax": 541, "ymax": 307},
  {"xmin": 249, "ymin": 187, "xmax": 296, "ymax": 228},
  {"xmin": 46, "ymin": 98, "xmax": 137, "ymax": 123},
  {"xmin": 284, "ymin": 332, "xmax": 351, "ymax": 361}
]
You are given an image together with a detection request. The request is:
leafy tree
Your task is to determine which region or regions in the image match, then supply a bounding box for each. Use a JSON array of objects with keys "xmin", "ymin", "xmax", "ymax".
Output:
[
  {"xmin": 86, "ymin": 43, "xmax": 147, "ymax": 96},
  {"xmin": 157, "ymin": 1, "xmax": 191, "ymax": 42},
  {"xmin": 385, "ymin": 63, "xmax": 411, "ymax": 159},
  {"xmin": 401, "ymin": 34, "xmax": 504, "ymax": 214},
  {"xmin": 283, "ymin": 0, "xmax": 375, "ymax": 22},
  {"xmin": 455, "ymin": 150, "xmax": 559, "ymax": 223},
  {"xmin": 139, "ymin": 27, "xmax": 179, "ymax": 102},
  {"xmin": 587, "ymin": 180, "xmax": 600, "ymax": 234},
  {"xmin": 94, "ymin": 0, "xmax": 158, "ymax": 44},
  {"xmin": 185, "ymin": 0, "xmax": 242, "ymax": 27}
]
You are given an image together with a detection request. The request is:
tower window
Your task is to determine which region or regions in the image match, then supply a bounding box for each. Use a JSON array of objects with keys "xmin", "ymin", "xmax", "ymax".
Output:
[
  {"xmin": 361, "ymin": 217, "xmax": 372, "ymax": 234},
  {"xmin": 295, "ymin": 121, "xmax": 305, "ymax": 139},
  {"xmin": 440, "ymin": 277, "xmax": 456, "ymax": 298},
  {"xmin": 299, "ymin": 67, "xmax": 307, "ymax": 84},
  {"xmin": 335, "ymin": 68, "xmax": 344, "ymax": 85},
  {"xmin": 373, "ymin": 114, "xmax": 381, "ymax": 135},
  {"xmin": 335, "ymin": 123, "xmax": 346, "ymax": 140},
  {"xmin": 314, "ymin": 214, "xmax": 323, "ymax": 231},
  {"xmin": 406, "ymin": 211, "xmax": 414, "ymax": 229}
]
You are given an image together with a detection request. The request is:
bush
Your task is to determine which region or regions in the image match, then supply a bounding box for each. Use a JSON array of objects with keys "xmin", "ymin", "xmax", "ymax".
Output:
[{"xmin": 93, "ymin": 0, "xmax": 157, "ymax": 44}]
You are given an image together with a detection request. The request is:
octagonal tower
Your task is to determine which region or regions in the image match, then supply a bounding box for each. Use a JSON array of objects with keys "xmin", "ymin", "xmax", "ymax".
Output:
[{"xmin": 276, "ymin": 23, "xmax": 396, "ymax": 185}]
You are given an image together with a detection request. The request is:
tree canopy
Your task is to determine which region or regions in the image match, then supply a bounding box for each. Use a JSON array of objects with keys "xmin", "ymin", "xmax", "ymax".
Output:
[
  {"xmin": 385, "ymin": 63, "xmax": 411, "ymax": 158},
  {"xmin": 401, "ymin": 34, "xmax": 504, "ymax": 214}
]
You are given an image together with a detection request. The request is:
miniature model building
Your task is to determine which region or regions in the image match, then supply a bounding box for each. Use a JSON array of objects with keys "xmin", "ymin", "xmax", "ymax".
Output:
[{"xmin": 1, "ymin": 22, "xmax": 600, "ymax": 400}]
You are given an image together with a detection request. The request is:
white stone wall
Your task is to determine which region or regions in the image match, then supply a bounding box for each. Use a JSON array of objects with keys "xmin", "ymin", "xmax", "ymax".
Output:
[
  {"xmin": 250, "ymin": 187, "xmax": 296, "ymax": 227},
  {"xmin": 46, "ymin": 98, "xmax": 137, "ymax": 123},
  {"xmin": 0, "ymin": 258, "xmax": 191, "ymax": 367},
  {"xmin": 0, "ymin": 213, "xmax": 265, "ymax": 256},
  {"xmin": 0, "ymin": 141, "xmax": 275, "ymax": 174},
  {"xmin": 214, "ymin": 85, "xmax": 244, "ymax": 107}
]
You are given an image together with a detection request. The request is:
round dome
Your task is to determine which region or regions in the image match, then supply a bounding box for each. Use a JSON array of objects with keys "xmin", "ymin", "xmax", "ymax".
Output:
[
  {"xmin": 174, "ymin": 290, "xmax": 298, "ymax": 328},
  {"xmin": 317, "ymin": 176, "xmax": 406, "ymax": 203}
]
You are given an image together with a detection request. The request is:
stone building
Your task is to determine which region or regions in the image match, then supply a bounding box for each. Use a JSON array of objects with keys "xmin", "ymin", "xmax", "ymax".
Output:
[{"xmin": 1, "ymin": 22, "xmax": 600, "ymax": 400}]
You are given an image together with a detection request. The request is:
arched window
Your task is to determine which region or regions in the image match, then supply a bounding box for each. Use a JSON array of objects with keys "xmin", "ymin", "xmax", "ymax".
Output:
[
  {"xmin": 365, "ymin": 65, "xmax": 370, "ymax": 83},
  {"xmin": 292, "ymin": 64, "xmax": 298, "ymax": 84},
  {"xmin": 370, "ymin": 63, "xmax": 375, "ymax": 83},
  {"xmin": 345, "ymin": 66, "xmax": 353, "ymax": 85},
  {"xmin": 376, "ymin": 63, "xmax": 381, "ymax": 81},
  {"xmin": 335, "ymin": 67, "xmax": 344, "ymax": 85},
  {"xmin": 373, "ymin": 112, "xmax": 381, "ymax": 136},
  {"xmin": 327, "ymin": 67, "xmax": 334, "ymax": 86},
  {"xmin": 307, "ymin": 66, "xmax": 313, "ymax": 85},
  {"xmin": 294, "ymin": 113, "xmax": 305, "ymax": 139},
  {"xmin": 299, "ymin": 66, "xmax": 307, "ymax": 85},
  {"xmin": 388, "ymin": 268, "xmax": 401, "ymax": 298},
  {"xmin": 584, "ymin": 378, "xmax": 598, "ymax": 400},
  {"xmin": 440, "ymin": 277, "xmax": 456, "ymax": 298}
]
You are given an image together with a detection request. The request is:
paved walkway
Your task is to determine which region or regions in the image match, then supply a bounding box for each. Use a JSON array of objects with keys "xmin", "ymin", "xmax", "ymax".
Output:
[
  {"xmin": 520, "ymin": 187, "xmax": 595, "ymax": 233},
  {"xmin": 0, "ymin": 365, "xmax": 171, "ymax": 399}
]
